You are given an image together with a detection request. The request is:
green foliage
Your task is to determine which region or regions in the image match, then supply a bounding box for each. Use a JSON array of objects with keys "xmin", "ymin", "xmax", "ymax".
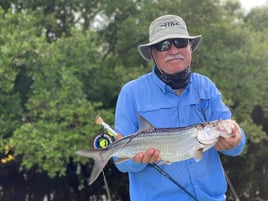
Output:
[
  {"xmin": 0, "ymin": 7, "xmax": 104, "ymax": 176},
  {"xmin": 0, "ymin": 9, "xmax": 38, "ymax": 138},
  {"xmin": 0, "ymin": 0, "xmax": 103, "ymax": 41},
  {"xmin": 244, "ymin": 7, "xmax": 268, "ymax": 32},
  {"xmin": 0, "ymin": 1, "xmax": 268, "ymax": 200}
]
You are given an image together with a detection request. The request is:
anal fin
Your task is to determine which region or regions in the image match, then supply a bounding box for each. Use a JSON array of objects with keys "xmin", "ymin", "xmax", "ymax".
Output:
[{"xmin": 114, "ymin": 157, "xmax": 131, "ymax": 164}]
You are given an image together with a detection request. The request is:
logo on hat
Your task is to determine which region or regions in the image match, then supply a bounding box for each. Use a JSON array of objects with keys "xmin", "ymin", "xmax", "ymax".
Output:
[{"xmin": 160, "ymin": 21, "xmax": 180, "ymax": 28}]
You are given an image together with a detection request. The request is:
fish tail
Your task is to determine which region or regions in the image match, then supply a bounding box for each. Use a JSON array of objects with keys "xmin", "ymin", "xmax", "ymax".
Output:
[{"xmin": 75, "ymin": 149, "xmax": 110, "ymax": 185}]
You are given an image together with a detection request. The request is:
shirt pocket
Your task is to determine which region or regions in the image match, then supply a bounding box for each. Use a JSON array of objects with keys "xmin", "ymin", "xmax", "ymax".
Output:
[
  {"xmin": 137, "ymin": 102, "xmax": 178, "ymax": 127},
  {"xmin": 191, "ymin": 102, "xmax": 207, "ymax": 122},
  {"xmin": 180, "ymin": 99, "xmax": 208, "ymax": 125}
]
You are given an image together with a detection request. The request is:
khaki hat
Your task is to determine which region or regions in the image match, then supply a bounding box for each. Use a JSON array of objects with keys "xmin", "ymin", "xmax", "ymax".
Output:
[{"xmin": 138, "ymin": 15, "xmax": 202, "ymax": 61}]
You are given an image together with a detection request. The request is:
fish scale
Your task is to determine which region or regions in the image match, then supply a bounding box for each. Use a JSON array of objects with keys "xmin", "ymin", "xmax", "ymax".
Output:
[{"xmin": 111, "ymin": 129, "xmax": 199, "ymax": 162}]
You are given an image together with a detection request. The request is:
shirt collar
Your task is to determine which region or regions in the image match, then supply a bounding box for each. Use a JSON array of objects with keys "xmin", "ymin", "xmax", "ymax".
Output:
[
  {"xmin": 152, "ymin": 67, "xmax": 192, "ymax": 94},
  {"xmin": 152, "ymin": 67, "xmax": 168, "ymax": 93}
]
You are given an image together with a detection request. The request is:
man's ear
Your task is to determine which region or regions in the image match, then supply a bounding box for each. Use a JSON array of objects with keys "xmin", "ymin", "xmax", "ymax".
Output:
[
  {"xmin": 189, "ymin": 42, "xmax": 193, "ymax": 53},
  {"xmin": 147, "ymin": 48, "xmax": 153, "ymax": 60}
]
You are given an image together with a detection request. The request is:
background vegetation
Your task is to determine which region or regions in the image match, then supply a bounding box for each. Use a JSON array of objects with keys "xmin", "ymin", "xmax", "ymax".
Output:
[{"xmin": 0, "ymin": 0, "xmax": 268, "ymax": 200}]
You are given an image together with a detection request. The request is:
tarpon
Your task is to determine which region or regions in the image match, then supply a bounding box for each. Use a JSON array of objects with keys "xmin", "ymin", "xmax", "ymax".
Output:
[{"xmin": 75, "ymin": 116, "xmax": 235, "ymax": 185}]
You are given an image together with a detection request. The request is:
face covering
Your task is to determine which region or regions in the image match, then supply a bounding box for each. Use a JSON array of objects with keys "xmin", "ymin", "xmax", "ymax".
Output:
[{"xmin": 154, "ymin": 66, "xmax": 191, "ymax": 90}]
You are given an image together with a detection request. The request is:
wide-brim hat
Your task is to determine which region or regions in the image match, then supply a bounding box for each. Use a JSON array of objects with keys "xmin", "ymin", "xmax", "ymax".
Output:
[{"xmin": 138, "ymin": 15, "xmax": 202, "ymax": 61}]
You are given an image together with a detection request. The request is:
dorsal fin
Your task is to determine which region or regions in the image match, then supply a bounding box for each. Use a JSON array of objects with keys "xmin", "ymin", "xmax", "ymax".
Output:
[
  {"xmin": 137, "ymin": 115, "xmax": 155, "ymax": 132},
  {"xmin": 116, "ymin": 115, "xmax": 155, "ymax": 149}
]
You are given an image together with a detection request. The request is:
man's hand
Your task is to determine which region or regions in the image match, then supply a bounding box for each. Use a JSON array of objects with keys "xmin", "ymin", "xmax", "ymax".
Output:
[
  {"xmin": 133, "ymin": 148, "xmax": 161, "ymax": 163},
  {"xmin": 215, "ymin": 120, "xmax": 242, "ymax": 151}
]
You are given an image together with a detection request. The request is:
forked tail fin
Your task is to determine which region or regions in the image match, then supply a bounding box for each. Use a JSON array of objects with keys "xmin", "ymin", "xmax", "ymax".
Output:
[{"xmin": 75, "ymin": 149, "xmax": 110, "ymax": 185}]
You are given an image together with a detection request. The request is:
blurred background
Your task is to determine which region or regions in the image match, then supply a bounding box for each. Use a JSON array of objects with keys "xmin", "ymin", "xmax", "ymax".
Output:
[{"xmin": 0, "ymin": 0, "xmax": 268, "ymax": 200}]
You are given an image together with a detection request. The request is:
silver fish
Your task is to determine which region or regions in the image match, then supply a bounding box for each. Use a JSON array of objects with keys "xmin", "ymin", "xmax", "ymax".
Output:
[{"xmin": 75, "ymin": 116, "xmax": 234, "ymax": 185}]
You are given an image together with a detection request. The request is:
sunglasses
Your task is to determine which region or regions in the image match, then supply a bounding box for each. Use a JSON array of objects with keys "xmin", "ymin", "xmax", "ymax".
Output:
[{"xmin": 152, "ymin": 39, "xmax": 189, "ymax": 51}]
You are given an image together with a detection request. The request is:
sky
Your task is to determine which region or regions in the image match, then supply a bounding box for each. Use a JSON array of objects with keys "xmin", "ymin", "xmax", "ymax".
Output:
[{"xmin": 238, "ymin": 0, "xmax": 267, "ymax": 11}]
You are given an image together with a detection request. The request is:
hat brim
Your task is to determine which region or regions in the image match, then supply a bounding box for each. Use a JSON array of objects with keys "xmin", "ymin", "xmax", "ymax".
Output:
[{"xmin": 138, "ymin": 35, "xmax": 202, "ymax": 61}]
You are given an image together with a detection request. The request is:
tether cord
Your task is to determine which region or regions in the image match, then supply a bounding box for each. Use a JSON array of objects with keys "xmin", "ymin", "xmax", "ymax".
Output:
[
  {"xmin": 151, "ymin": 163, "xmax": 198, "ymax": 201},
  {"xmin": 224, "ymin": 171, "xmax": 240, "ymax": 201},
  {"xmin": 102, "ymin": 171, "xmax": 112, "ymax": 201}
]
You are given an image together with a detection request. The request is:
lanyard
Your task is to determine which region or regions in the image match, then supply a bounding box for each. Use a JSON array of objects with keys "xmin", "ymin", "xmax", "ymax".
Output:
[{"xmin": 150, "ymin": 163, "xmax": 198, "ymax": 201}]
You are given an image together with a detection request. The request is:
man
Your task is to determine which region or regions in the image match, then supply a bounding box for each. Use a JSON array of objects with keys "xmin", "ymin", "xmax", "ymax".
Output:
[{"xmin": 114, "ymin": 15, "xmax": 246, "ymax": 201}]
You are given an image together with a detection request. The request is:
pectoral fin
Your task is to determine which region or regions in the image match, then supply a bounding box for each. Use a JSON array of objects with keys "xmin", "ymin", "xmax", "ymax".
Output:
[
  {"xmin": 194, "ymin": 148, "xmax": 203, "ymax": 162},
  {"xmin": 157, "ymin": 160, "xmax": 172, "ymax": 165}
]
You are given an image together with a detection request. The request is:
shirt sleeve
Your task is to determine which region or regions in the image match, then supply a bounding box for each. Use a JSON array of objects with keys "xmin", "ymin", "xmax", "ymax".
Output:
[{"xmin": 113, "ymin": 84, "xmax": 149, "ymax": 173}]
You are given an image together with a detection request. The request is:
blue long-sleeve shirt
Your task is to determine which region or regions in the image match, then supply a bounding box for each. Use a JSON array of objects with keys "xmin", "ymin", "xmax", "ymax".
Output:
[{"xmin": 114, "ymin": 68, "xmax": 246, "ymax": 201}]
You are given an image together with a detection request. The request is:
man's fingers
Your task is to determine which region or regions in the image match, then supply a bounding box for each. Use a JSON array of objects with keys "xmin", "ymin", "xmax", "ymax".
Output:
[{"xmin": 133, "ymin": 148, "xmax": 160, "ymax": 163}]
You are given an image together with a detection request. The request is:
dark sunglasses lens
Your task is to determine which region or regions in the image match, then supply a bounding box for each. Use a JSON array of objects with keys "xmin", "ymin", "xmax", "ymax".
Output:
[
  {"xmin": 154, "ymin": 40, "xmax": 171, "ymax": 51},
  {"xmin": 174, "ymin": 39, "xmax": 189, "ymax": 48},
  {"xmin": 153, "ymin": 39, "xmax": 189, "ymax": 51}
]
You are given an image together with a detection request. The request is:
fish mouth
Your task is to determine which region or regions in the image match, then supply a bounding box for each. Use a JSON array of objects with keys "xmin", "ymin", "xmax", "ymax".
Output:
[
  {"xmin": 196, "ymin": 131, "xmax": 219, "ymax": 145},
  {"xmin": 217, "ymin": 120, "xmax": 235, "ymax": 138}
]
